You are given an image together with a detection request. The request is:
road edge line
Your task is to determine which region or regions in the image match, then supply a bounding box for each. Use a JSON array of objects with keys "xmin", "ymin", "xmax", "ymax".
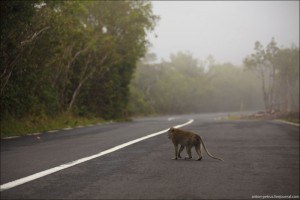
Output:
[
  {"xmin": 273, "ymin": 119, "xmax": 299, "ymax": 127},
  {"xmin": 0, "ymin": 119, "xmax": 194, "ymax": 192}
]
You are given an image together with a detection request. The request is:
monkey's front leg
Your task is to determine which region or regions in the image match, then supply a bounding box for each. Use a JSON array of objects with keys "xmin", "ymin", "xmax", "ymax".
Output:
[
  {"xmin": 172, "ymin": 144, "xmax": 179, "ymax": 160},
  {"xmin": 178, "ymin": 145, "xmax": 184, "ymax": 158}
]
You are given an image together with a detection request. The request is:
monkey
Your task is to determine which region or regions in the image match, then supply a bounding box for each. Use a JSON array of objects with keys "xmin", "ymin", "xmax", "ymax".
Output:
[{"xmin": 167, "ymin": 127, "xmax": 224, "ymax": 161}]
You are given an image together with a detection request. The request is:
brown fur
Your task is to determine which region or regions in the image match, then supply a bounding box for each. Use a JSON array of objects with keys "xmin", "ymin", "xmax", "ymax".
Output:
[{"xmin": 167, "ymin": 127, "xmax": 224, "ymax": 161}]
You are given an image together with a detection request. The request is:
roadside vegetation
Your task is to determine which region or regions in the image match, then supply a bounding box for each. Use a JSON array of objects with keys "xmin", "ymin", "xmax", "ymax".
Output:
[
  {"xmin": 226, "ymin": 111, "xmax": 299, "ymax": 125},
  {"xmin": 1, "ymin": 113, "xmax": 106, "ymax": 138},
  {"xmin": 1, "ymin": 1, "xmax": 158, "ymax": 138}
]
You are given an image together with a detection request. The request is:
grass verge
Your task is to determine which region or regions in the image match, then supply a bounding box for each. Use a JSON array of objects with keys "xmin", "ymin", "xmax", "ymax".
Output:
[
  {"xmin": 0, "ymin": 113, "xmax": 108, "ymax": 139},
  {"xmin": 278, "ymin": 117, "xmax": 299, "ymax": 124},
  {"xmin": 225, "ymin": 111, "xmax": 299, "ymax": 125}
]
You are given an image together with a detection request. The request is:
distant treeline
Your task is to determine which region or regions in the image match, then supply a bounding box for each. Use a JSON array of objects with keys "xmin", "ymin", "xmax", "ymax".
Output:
[
  {"xmin": 1, "ymin": 1, "xmax": 158, "ymax": 121},
  {"xmin": 129, "ymin": 39, "xmax": 299, "ymax": 115},
  {"xmin": 128, "ymin": 52, "xmax": 264, "ymax": 115}
]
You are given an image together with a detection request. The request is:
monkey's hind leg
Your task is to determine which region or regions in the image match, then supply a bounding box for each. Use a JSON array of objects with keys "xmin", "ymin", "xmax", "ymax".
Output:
[
  {"xmin": 185, "ymin": 146, "xmax": 192, "ymax": 160},
  {"xmin": 195, "ymin": 144, "xmax": 203, "ymax": 161}
]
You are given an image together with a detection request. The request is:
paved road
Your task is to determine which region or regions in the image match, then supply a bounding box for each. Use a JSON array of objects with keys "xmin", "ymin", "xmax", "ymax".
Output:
[{"xmin": 1, "ymin": 113, "xmax": 299, "ymax": 199}]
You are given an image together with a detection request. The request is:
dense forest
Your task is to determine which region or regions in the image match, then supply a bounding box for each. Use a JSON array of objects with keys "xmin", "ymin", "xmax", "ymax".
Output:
[
  {"xmin": 1, "ymin": 1, "xmax": 158, "ymax": 122},
  {"xmin": 0, "ymin": 1, "xmax": 299, "ymax": 137}
]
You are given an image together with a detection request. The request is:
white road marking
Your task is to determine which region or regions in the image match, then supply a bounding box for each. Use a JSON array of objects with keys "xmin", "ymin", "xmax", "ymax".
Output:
[
  {"xmin": 168, "ymin": 117, "xmax": 179, "ymax": 121},
  {"xmin": 2, "ymin": 136, "xmax": 20, "ymax": 140},
  {"xmin": 0, "ymin": 119, "xmax": 194, "ymax": 192},
  {"xmin": 28, "ymin": 133, "xmax": 41, "ymax": 136},
  {"xmin": 48, "ymin": 130, "xmax": 58, "ymax": 133}
]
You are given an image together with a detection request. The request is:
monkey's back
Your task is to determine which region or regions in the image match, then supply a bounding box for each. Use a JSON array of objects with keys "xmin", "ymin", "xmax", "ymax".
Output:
[{"xmin": 173, "ymin": 128, "xmax": 200, "ymax": 145}]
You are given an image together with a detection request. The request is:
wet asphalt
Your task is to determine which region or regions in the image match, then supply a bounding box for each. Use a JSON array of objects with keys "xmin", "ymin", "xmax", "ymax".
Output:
[{"xmin": 1, "ymin": 113, "xmax": 299, "ymax": 199}]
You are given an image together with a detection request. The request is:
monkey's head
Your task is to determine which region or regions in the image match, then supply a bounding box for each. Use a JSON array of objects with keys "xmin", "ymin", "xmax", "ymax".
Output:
[{"xmin": 167, "ymin": 127, "xmax": 175, "ymax": 139}]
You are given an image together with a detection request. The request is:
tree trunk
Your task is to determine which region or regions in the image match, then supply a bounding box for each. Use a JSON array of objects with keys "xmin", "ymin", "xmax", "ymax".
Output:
[
  {"xmin": 68, "ymin": 81, "xmax": 83, "ymax": 111},
  {"xmin": 285, "ymin": 75, "xmax": 291, "ymax": 112},
  {"xmin": 67, "ymin": 53, "xmax": 108, "ymax": 111},
  {"xmin": 261, "ymin": 73, "xmax": 270, "ymax": 112},
  {"xmin": 67, "ymin": 54, "xmax": 91, "ymax": 111}
]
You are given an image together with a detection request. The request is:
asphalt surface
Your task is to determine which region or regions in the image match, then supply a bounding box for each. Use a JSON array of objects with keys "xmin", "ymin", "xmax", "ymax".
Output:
[{"xmin": 1, "ymin": 113, "xmax": 299, "ymax": 199}]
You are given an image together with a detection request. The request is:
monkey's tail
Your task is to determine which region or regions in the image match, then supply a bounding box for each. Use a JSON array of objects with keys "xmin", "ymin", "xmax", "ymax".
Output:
[{"xmin": 200, "ymin": 138, "xmax": 224, "ymax": 161}]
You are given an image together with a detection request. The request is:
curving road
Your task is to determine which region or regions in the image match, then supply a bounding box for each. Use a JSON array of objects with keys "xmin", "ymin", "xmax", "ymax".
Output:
[{"xmin": 1, "ymin": 113, "xmax": 299, "ymax": 199}]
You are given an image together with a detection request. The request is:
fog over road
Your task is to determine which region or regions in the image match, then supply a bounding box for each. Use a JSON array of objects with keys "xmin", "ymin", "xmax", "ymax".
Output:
[{"xmin": 1, "ymin": 113, "xmax": 299, "ymax": 199}]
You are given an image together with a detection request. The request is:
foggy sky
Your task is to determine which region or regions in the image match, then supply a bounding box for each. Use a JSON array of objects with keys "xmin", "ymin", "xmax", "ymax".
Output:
[{"xmin": 148, "ymin": 1, "xmax": 299, "ymax": 65}]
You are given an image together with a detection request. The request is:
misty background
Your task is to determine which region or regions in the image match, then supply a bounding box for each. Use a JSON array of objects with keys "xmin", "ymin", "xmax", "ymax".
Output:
[
  {"xmin": 128, "ymin": 1, "xmax": 299, "ymax": 116},
  {"xmin": 0, "ymin": 1, "xmax": 299, "ymax": 137},
  {"xmin": 148, "ymin": 1, "xmax": 299, "ymax": 65}
]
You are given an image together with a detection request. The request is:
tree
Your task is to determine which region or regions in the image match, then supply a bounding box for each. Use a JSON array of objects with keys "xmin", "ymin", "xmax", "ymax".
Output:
[
  {"xmin": 273, "ymin": 46, "xmax": 299, "ymax": 112},
  {"xmin": 73, "ymin": 1, "xmax": 158, "ymax": 118},
  {"xmin": 0, "ymin": 1, "xmax": 158, "ymax": 121},
  {"xmin": 244, "ymin": 38, "xmax": 279, "ymax": 112},
  {"xmin": 0, "ymin": 1, "xmax": 44, "ymax": 95}
]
